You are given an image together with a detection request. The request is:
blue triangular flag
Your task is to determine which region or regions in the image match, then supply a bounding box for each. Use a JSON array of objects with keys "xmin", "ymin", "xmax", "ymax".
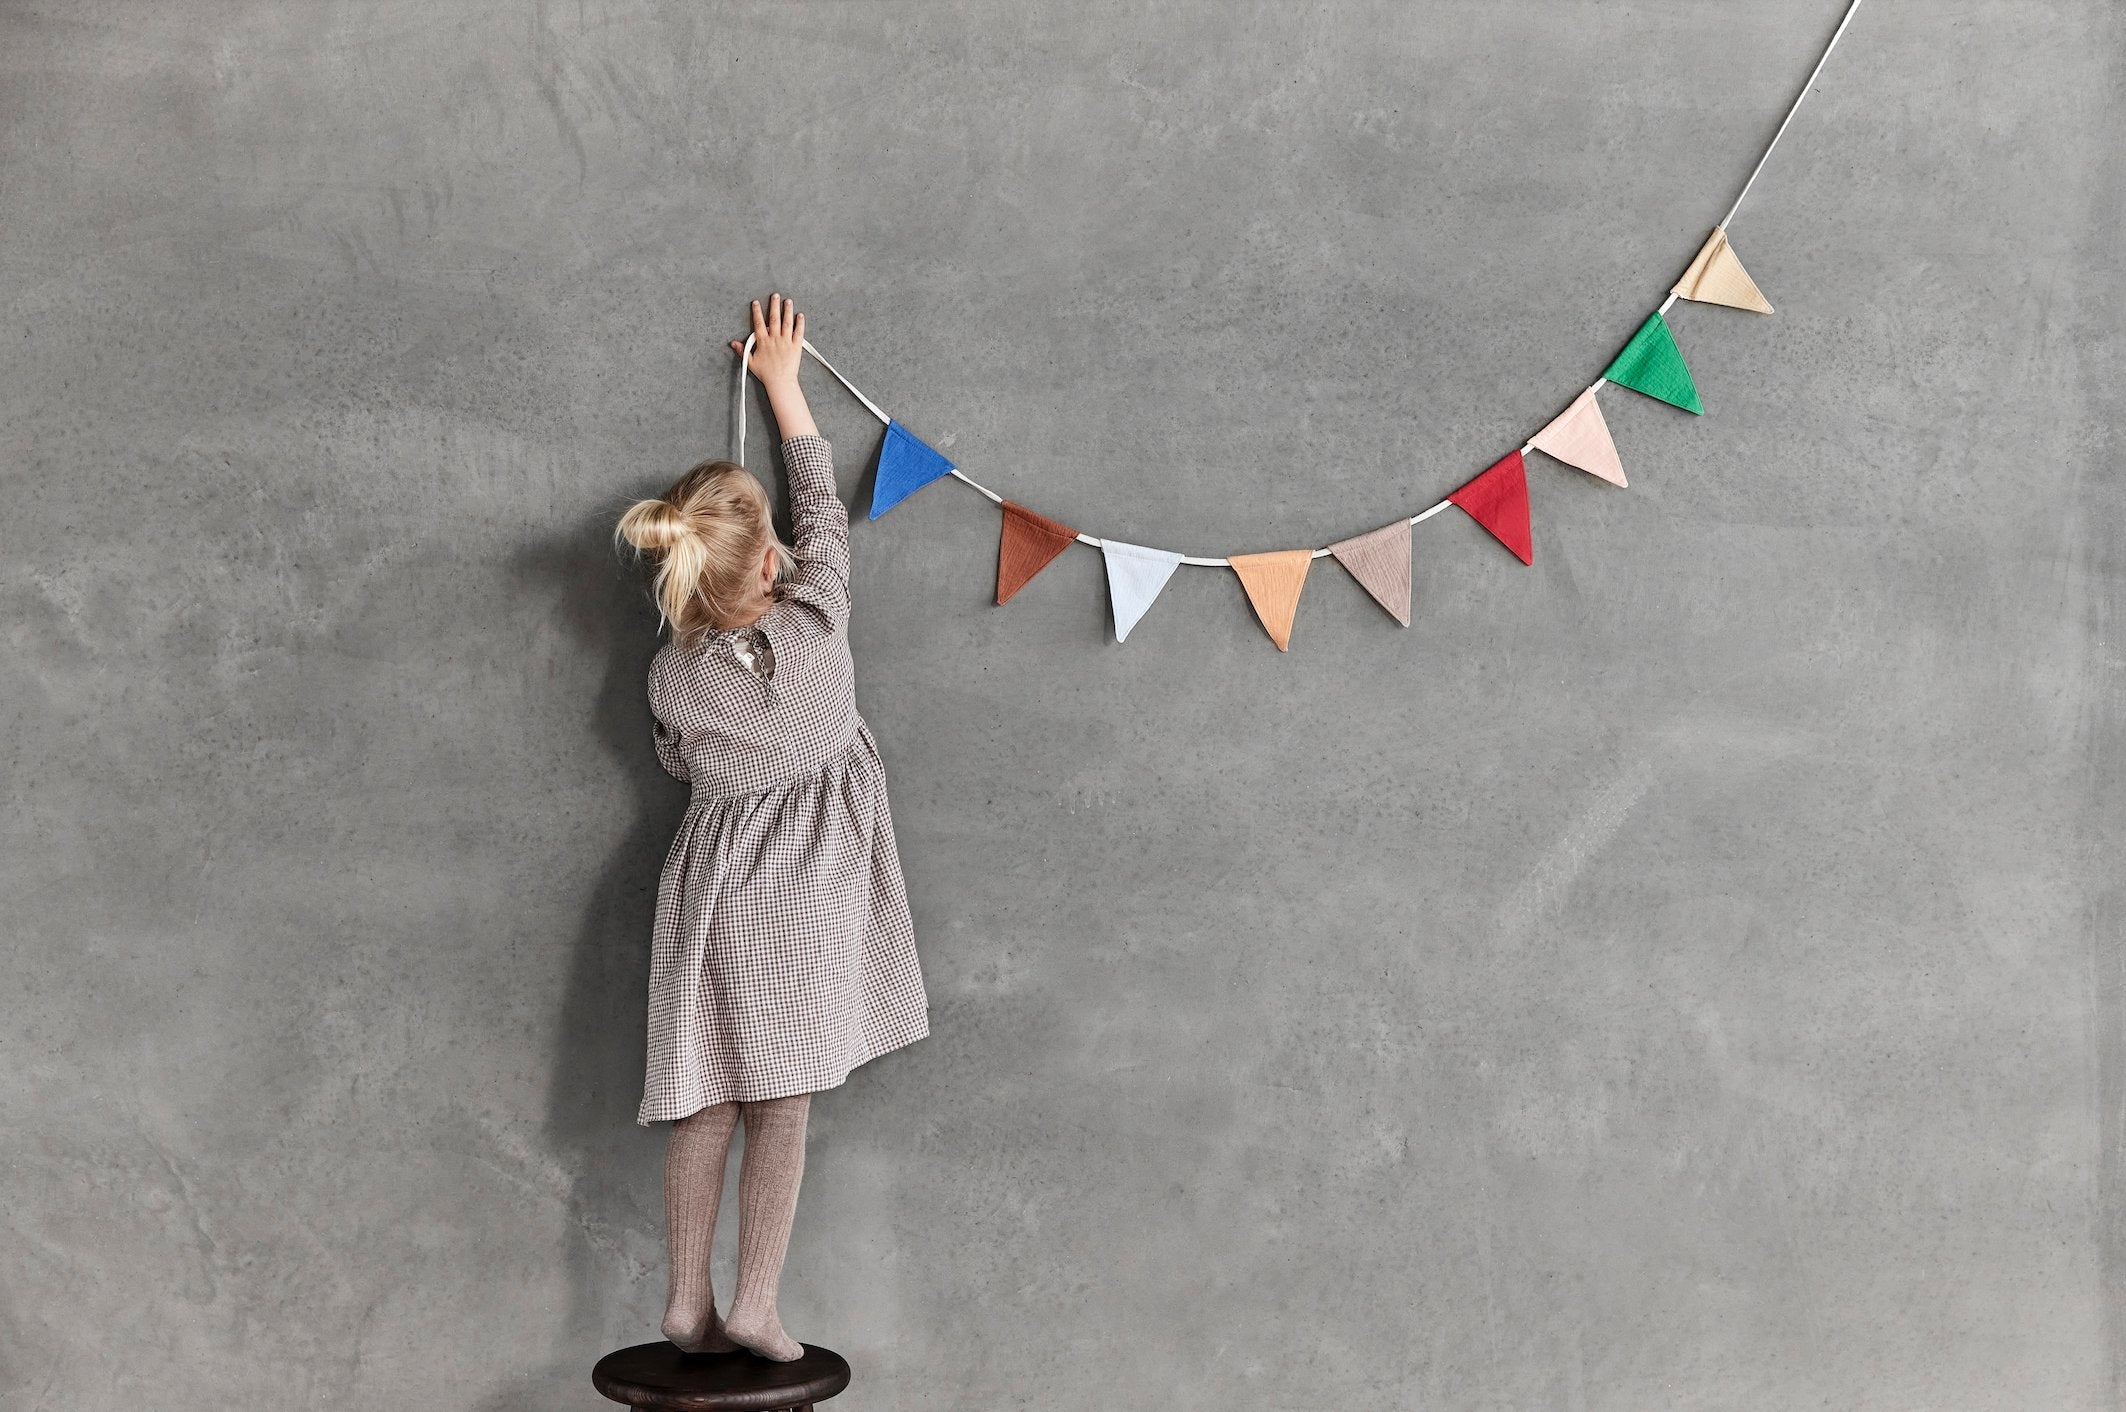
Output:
[
  {"xmin": 867, "ymin": 419, "xmax": 957, "ymax": 519},
  {"xmin": 1101, "ymin": 540, "xmax": 1184, "ymax": 643}
]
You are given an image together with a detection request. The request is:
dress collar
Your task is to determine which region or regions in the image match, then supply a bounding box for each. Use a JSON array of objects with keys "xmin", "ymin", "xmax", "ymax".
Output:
[{"xmin": 706, "ymin": 600, "xmax": 792, "ymax": 691}]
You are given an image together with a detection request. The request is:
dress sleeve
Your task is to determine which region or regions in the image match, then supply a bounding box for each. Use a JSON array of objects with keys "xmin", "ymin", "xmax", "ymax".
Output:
[
  {"xmin": 652, "ymin": 715, "xmax": 690, "ymax": 782},
  {"xmin": 777, "ymin": 433, "xmax": 851, "ymax": 629}
]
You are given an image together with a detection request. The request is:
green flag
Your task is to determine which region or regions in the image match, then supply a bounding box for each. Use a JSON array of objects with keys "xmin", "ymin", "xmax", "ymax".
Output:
[{"xmin": 1602, "ymin": 313, "xmax": 1702, "ymax": 415}]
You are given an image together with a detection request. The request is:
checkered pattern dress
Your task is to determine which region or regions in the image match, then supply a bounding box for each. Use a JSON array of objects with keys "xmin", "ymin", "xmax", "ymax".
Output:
[{"xmin": 636, "ymin": 433, "xmax": 930, "ymax": 1124}]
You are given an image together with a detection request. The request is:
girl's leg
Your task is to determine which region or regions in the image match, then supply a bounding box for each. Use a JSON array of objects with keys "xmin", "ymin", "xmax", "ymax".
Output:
[
  {"xmin": 661, "ymin": 1101, "xmax": 740, "ymax": 1352},
  {"xmin": 720, "ymin": 1092, "xmax": 812, "ymax": 1361}
]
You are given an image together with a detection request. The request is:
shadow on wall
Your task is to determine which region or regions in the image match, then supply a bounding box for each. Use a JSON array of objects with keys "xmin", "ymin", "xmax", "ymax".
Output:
[{"xmin": 494, "ymin": 509, "xmax": 686, "ymax": 1409}]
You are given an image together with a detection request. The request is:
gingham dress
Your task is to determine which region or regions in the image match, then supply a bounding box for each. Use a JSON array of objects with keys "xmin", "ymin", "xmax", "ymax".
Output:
[{"xmin": 636, "ymin": 433, "xmax": 930, "ymax": 1124}]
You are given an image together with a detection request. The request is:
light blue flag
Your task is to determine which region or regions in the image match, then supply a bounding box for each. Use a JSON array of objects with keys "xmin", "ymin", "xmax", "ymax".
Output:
[
  {"xmin": 1101, "ymin": 540, "xmax": 1185, "ymax": 643},
  {"xmin": 867, "ymin": 420, "xmax": 956, "ymax": 519}
]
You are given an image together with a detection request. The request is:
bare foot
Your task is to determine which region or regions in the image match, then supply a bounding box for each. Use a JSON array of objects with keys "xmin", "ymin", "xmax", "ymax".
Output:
[
  {"xmin": 662, "ymin": 1300, "xmax": 739, "ymax": 1354},
  {"xmin": 721, "ymin": 1303, "xmax": 802, "ymax": 1362}
]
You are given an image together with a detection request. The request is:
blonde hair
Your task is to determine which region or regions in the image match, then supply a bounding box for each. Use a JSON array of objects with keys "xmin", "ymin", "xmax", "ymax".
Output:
[{"xmin": 614, "ymin": 459, "xmax": 796, "ymax": 649}]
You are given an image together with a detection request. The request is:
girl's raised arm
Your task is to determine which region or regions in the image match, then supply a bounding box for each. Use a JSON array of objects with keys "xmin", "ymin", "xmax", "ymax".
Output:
[{"xmin": 732, "ymin": 295, "xmax": 849, "ymax": 623}]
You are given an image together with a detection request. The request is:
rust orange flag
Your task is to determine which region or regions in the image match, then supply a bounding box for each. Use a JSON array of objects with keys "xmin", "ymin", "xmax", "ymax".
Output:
[
  {"xmin": 1448, "ymin": 450, "xmax": 1533, "ymax": 565},
  {"xmin": 1327, "ymin": 520, "xmax": 1413, "ymax": 626},
  {"xmin": 1671, "ymin": 226, "xmax": 1772, "ymax": 313},
  {"xmin": 1228, "ymin": 550, "xmax": 1314, "ymax": 651},
  {"xmin": 995, "ymin": 501, "xmax": 1079, "ymax": 605}
]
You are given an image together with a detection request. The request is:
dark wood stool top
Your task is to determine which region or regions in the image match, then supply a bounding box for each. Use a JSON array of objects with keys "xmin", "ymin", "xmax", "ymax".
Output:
[{"xmin": 591, "ymin": 1341, "xmax": 851, "ymax": 1411}]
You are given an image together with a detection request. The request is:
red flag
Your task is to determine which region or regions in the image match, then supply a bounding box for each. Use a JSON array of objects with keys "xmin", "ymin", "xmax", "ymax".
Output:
[
  {"xmin": 1447, "ymin": 450, "xmax": 1532, "ymax": 565},
  {"xmin": 995, "ymin": 501, "xmax": 1079, "ymax": 605}
]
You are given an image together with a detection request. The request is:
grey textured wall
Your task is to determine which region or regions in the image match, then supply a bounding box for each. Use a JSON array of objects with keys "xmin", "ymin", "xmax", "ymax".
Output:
[{"xmin": 6, "ymin": 2, "xmax": 2122, "ymax": 1408}]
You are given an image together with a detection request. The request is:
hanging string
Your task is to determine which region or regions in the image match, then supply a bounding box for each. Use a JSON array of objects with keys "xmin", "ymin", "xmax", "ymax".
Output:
[
  {"xmin": 1720, "ymin": 0, "xmax": 1868, "ymax": 230},
  {"xmin": 734, "ymin": 0, "xmax": 1864, "ymax": 569},
  {"xmin": 737, "ymin": 335, "xmax": 887, "ymax": 468}
]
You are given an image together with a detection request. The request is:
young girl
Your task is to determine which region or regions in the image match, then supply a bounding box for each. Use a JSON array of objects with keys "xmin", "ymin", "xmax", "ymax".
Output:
[{"xmin": 614, "ymin": 293, "xmax": 930, "ymax": 1362}]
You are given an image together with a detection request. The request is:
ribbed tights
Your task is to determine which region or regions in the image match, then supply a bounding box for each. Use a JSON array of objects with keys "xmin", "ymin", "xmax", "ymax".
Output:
[{"xmin": 660, "ymin": 1094, "xmax": 811, "ymax": 1362}]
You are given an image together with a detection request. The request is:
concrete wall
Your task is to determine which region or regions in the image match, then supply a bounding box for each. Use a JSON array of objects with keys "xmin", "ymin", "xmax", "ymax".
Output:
[{"xmin": 6, "ymin": 2, "xmax": 2122, "ymax": 1407}]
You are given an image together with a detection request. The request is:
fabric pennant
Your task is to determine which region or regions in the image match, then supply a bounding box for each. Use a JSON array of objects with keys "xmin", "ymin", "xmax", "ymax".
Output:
[
  {"xmin": 1672, "ymin": 226, "xmax": 1772, "ymax": 313},
  {"xmin": 1602, "ymin": 313, "xmax": 1702, "ymax": 414},
  {"xmin": 1228, "ymin": 550, "xmax": 1314, "ymax": 652},
  {"xmin": 1101, "ymin": 540, "xmax": 1184, "ymax": 643},
  {"xmin": 867, "ymin": 419, "xmax": 957, "ymax": 520},
  {"xmin": 1529, "ymin": 387, "xmax": 1627, "ymax": 487},
  {"xmin": 1448, "ymin": 450, "xmax": 1534, "ymax": 565},
  {"xmin": 995, "ymin": 501, "xmax": 1079, "ymax": 605},
  {"xmin": 1327, "ymin": 520, "xmax": 1413, "ymax": 626}
]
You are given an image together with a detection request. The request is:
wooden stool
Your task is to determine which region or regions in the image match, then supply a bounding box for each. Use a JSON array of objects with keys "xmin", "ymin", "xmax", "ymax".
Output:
[{"xmin": 591, "ymin": 1341, "xmax": 851, "ymax": 1411}]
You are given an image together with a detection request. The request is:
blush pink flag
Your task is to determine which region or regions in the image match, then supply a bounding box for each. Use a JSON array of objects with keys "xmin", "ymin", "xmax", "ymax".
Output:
[{"xmin": 1529, "ymin": 388, "xmax": 1627, "ymax": 487}]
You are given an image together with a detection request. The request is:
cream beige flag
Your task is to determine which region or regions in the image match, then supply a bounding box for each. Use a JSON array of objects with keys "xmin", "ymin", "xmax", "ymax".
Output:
[
  {"xmin": 1671, "ymin": 226, "xmax": 1772, "ymax": 313},
  {"xmin": 1529, "ymin": 388, "xmax": 1627, "ymax": 487}
]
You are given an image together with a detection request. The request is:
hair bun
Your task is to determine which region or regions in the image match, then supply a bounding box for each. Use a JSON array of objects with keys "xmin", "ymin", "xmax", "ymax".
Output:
[
  {"xmin": 616, "ymin": 497, "xmax": 693, "ymax": 554},
  {"xmin": 616, "ymin": 458, "xmax": 792, "ymax": 648}
]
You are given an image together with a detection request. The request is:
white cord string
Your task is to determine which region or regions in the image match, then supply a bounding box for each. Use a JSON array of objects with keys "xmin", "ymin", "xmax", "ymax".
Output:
[
  {"xmin": 1719, "ymin": 0, "xmax": 1866, "ymax": 230},
  {"xmin": 731, "ymin": 0, "xmax": 1863, "ymax": 568},
  {"xmin": 738, "ymin": 334, "xmax": 890, "ymax": 468}
]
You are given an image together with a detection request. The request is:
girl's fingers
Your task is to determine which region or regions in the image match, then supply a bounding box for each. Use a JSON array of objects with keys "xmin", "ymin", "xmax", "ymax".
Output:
[
  {"xmin": 750, "ymin": 293, "xmax": 802, "ymax": 344},
  {"xmin": 794, "ymin": 312, "xmax": 804, "ymax": 346}
]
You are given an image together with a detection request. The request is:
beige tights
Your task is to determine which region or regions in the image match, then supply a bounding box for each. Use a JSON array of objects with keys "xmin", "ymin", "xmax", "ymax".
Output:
[{"xmin": 660, "ymin": 1093, "xmax": 811, "ymax": 1362}]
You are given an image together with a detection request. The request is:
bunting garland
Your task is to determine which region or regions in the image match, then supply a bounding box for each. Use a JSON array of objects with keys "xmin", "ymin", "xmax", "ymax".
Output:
[
  {"xmin": 1229, "ymin": 550, "xmax": 1314, "ymax": 652},
  {"xmin": 1328, "ymin": 521, "xmax": 1413, "ymax": 627},
  {"xmin": 1101, "ymin": 541, "xmax": 1184, "ymax": 642},
  {"xmin": 1529, "ymin": 388, "xmax": 1627, "ymax": 488},
  {"xmin": 1672, "ymin": 226, "xmax": 1774, "ymax": 313},
  {"xmin": 995, "ymin": 501, "xmax": 1079, "ymax": 605},
  {"xmin": 733, "ymin": 0, "xmax": 1870, "ymax": 653},
  {"xmin": 1601, "ymin": 313, "xmax": 1702, "ymax": 415},
  {"xmin": 1448, "ymin": 451, "xmax": 1534, "ymax": 566},
  {"xmin": 867, "ymin": 419, "xmax": 956, "ymax": 520}
]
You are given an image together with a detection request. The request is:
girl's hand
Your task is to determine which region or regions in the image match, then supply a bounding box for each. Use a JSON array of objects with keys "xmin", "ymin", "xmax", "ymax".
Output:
[{"xmin": 730, "ymin": 293, "xmax": 804, "ymax": 388}]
